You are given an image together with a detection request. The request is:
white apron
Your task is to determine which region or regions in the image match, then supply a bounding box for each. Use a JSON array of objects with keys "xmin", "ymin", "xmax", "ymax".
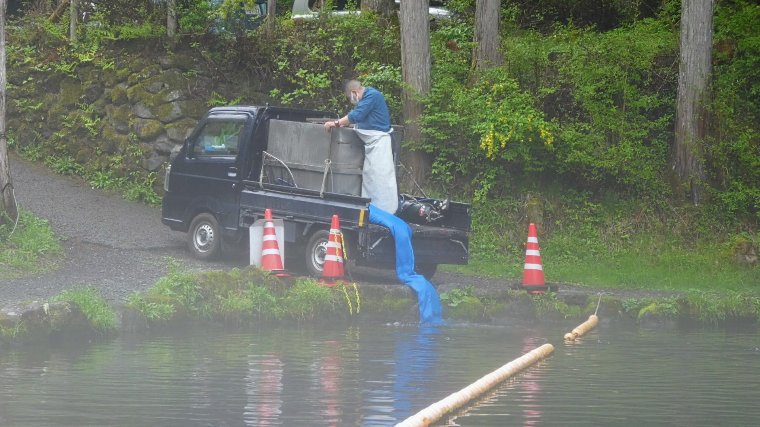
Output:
[{"xmin": 355, "ymin": 129, "xmax": 398, "ymax": 214}]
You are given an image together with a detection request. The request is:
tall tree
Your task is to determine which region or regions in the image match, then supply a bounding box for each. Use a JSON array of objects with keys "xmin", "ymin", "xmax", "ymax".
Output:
[
  {"xmin": 167, "ymin": 0, "xmax": 177, "ymax": 38},
  {"xmin": 399, "ymin": 0, "xmax": 431, "ymax": 186},
  {"xmin": 473, "ymin": 0, "xmax": 502, "ymax": 70},
  {"xmin": 69, "ymin": 0, "xmax": 77, "ymax": 43},
  {"xmin": 362, "ymin": 0, "xmax": 393, "ymax": 19},
  {"xmin": 267, "ymin": 0, "xmax": 276, "ymax": 37},
  {"xmin": 0, "ymin": 0, "xmax": 18, "ymax": 224},
  {"xmin": 674, "ymin": 0, "xmax": 715, "ymax": 204}
]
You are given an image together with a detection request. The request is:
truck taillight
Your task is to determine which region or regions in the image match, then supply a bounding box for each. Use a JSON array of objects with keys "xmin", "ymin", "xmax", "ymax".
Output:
[{"xmin": 164, "ymin": 164, "xmax": 171, "ymax": 192}]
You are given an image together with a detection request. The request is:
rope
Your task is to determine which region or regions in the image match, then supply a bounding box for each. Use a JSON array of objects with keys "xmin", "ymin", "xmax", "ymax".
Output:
[
  {"xmin": 336, "ymin": 230, "xmax": 360, "ymax": 315},
  {"xmin": 319, "ymin": 159, "xmax": 331, "ymax": 198},
  {"xmin": 594, "ymin": 292, "xmax": 603, "ymax": 316}
]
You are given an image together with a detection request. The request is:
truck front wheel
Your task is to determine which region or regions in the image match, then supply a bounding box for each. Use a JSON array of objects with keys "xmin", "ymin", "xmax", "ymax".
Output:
[
  {"xmin": 188, "ymin": 213, "xmax": 222, "ymax": 260},
  {"xmin": 304, "ymin": 229, "xmax": 330, "ymax": 278}
]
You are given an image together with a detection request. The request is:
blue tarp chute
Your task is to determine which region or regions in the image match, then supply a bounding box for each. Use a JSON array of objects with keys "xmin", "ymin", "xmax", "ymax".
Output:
[{"xmin": 369, "ymin": 205, "xmax": 444, "ymax": 325}]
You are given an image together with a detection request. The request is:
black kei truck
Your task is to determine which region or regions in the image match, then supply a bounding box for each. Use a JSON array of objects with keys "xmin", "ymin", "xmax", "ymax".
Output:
[{"xmin": 161, "ymin": 106, "xmax": 471, "ymax": 279}]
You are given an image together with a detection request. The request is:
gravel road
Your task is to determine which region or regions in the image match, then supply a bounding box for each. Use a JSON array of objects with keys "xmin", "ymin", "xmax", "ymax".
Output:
[{"xmin": 1, "ymin": 154, "xmax": 241, "ymax": 306}]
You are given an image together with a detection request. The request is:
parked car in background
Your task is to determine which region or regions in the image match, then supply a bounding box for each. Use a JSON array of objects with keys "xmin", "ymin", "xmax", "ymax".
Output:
[{"xmin": 292, "ymin": 0, "xmax": 451, "ymax": 21}]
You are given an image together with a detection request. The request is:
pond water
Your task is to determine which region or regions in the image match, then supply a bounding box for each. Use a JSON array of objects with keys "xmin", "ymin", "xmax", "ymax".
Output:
[{"xmin": 1, "ymin": 320, "xmax": 759, "ymax": 426}]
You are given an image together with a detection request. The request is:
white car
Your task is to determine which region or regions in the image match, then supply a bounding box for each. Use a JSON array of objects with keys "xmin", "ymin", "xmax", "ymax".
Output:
[{"xmin": 291, "ymin": 0, "xmax": 451, "ymax": 21}]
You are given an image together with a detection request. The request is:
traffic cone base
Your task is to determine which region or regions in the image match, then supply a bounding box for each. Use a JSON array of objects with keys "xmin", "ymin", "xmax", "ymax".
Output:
[
  {"xmin": 261, "ymin": 209, "xmax": 289, "ymax": 277},
  {"xmin": 320, "ymin": 214, "xmax": 345, "ymax": 286},
  {"xmin": 521, "ymin": 223, "xmax": 547, "ymax": 294}
]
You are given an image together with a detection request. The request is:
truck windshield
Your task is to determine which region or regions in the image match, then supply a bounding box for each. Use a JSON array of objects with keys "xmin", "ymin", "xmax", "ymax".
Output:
[{"xmin": 192, "ymin": 118, "xmax": 246, "ymax": 157}]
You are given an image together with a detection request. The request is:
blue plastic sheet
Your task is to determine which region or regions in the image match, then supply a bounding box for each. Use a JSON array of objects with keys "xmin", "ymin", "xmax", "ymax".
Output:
[{"xmin": 369, "ymin": 204, "xmax": 444, "ymax": 325}]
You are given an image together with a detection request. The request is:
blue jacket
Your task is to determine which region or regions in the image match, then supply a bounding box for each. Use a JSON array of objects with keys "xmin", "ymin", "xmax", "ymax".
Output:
[{"xmin": 347, "ymin": 87, "xmax": 391, "ymax": 132}]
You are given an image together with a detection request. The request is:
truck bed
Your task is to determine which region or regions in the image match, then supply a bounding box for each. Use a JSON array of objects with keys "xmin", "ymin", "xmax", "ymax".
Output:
[{"xmin": 239, "ymin": 180, "xmax": 470, "ymax": 266}]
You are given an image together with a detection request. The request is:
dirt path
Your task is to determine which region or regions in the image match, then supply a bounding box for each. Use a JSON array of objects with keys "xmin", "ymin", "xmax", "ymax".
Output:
[{"xmin": 1, "ymin": 154, "xmax": 240, "ymax": 306}]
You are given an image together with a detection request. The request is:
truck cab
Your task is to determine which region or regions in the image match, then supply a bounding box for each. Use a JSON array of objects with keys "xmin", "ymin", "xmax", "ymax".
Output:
[{"xmin": 162, "ymin": 105, "xmax": 470, "ymax": 279}]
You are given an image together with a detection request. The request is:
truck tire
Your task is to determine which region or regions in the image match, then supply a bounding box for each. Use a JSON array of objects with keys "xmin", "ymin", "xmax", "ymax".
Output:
[
  {"xmin": 304, "ymin": 229, "xmax": 330, "ymax": 278},
  {"xmin": 416, "ymin": 263, "xmax": 438, "ymax": 280},
  {"xmin": 188, "ymin": 213, "xmax": 222, "ymax": 260}
]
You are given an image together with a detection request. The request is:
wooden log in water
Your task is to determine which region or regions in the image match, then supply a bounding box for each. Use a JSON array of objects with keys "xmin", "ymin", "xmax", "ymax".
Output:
[{"xmin": 396, "ymin": 343, "xmax": 555, "ymax": 427}]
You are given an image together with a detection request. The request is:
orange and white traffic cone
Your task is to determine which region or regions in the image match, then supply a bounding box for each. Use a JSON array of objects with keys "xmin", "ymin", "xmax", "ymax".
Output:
[
  {"xmin": 521, "ymin": 223, "xmax": 547, "ymax": 294},
  {"xmin": 261, "ymin": 209, "xmax": 288, "ymax": 277},
  {"xmin": 320, "ymin": 214, "xmax": 345, "ymax": 287}
]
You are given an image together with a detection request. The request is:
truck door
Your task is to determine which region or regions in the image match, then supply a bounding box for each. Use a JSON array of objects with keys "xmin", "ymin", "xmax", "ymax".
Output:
[{"xmin": 182, "ymin": 113, "xmax": 250, "ymax": 233}]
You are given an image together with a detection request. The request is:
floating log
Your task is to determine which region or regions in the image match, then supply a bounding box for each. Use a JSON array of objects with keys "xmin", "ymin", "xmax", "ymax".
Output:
[
  {"xmin": 564, "ymin": 314, "xmax": 599, "ymax": 342},
  {"xmin": 396, "ymin": 343, "xmax": 555, "ymax": 427}
]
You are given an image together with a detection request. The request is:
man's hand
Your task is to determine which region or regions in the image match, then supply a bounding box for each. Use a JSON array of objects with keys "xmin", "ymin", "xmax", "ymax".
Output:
[{"xmin": 324, "ymin": 119, "xmax": 340, "ymax": 132}]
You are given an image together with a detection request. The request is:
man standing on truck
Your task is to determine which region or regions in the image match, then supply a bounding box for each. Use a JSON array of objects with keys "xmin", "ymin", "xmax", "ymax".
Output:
[
  {"xmin": 324, "ymin": 80, "xmax": 398, "ymax": 215},
  {"xmin": 325, "ymin": 80, "xmax": 443, "ymax": 324}
]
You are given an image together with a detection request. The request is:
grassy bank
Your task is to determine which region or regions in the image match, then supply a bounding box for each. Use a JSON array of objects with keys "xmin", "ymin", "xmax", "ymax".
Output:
[
  {"xmin": 0, "ymin": 210, "xmax": 62, "ymax": 280},
  {"xmin": 455, "ymin": 196, "xmax": 759, "ymax": 293}
]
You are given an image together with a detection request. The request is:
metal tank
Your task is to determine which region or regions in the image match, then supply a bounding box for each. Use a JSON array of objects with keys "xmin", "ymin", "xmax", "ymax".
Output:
[{"xmin": 266, "ymin": 119, "xmax": 364, "ymax": 195}]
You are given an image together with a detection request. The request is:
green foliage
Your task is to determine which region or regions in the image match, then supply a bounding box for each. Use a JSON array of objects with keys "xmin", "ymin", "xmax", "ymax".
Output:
[
  {"xmin": 52, "ymin": 288, "xmax": 117, "ymax": 332},
  {"xmin": 282, "ymin": 279, "xmax": 337, "ymax": 320},
  {"xmin": 708, "ymin": 0, "xmax": 760, "ymax": 222},
  {"xmin": 149, "ymin": 259, "xmax": 203, "ymax": 314},
  {"xmin": 178, "ymin": 0, "xmax": 216, "ymax": 33},
  {"xmin": 0, "ymin": 211, "xmax": 63, "ymax": 279},
  {"xmin": 266, "ymin": 13, "xmax": 401, "ymax": 113},
  {"xmin": 440, "ymin": 285, "xmax": 477, "ymax": 307},
  {"xmin": 208, "ymin": 91, "xmax": 243, "ymax": 107},
  {"xmin": 422, "ymin": 17, "xmax": 677, "ymax": 199},
  {"xmin": 128, "ymin": 264, "xmax": 358, "ymax": 323},
  {"xmin": 531, "ymin": 291, "xmax": 582, "ymax": 318},
  {"xmin": 682, "ymin": 290, "xmax": 760, "ymax": 324},
  {"xmin": 623, "ymin": 297, "xmax": 680, "ymax": 320}
]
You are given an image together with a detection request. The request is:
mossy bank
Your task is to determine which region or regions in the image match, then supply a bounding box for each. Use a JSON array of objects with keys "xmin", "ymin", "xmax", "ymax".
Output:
[{"xmin": 2, "ymin": 265, "xmax": 759, "ymax": 346}]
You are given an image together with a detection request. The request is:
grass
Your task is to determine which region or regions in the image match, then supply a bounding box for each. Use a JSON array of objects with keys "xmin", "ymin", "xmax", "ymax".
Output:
[
  {"xmin": 52, "ymin": 287, "xmax": 117, "ymax": 332},
  {"xmin": 0, "ymin": 210, "xmax": 63, "ymax": 279},
  {"xmin": 126, "ymin": 262, "xmax": 354, "ymax": 323},
  {"xmin": 451, "ymin": 197, "xmax": 760, "ymax": 294}
]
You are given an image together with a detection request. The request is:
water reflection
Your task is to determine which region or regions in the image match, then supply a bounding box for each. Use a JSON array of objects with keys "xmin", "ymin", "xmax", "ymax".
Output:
[
  {"xmin": 519, "ymin": 336, "xmax": 544, "ymax": 426},
  {"xmin": 244, "ymin": 353, "xmax": 283, "ymax": 426},
  {"xmin": 0, "ymin": 324, "xmax": 759, "ymax": 426}
]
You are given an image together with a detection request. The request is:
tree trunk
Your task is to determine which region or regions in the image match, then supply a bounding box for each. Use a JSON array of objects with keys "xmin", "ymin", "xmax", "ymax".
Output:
[
  {"xmin": 167, "ymin": 0, "xmax": 177, "ymax": 38},
  {"xmin": 69, "ymin": 0, "xmax": 77, "ymax": 43},
  {"xmin": 673, "ymin": 0, "xmax": 714, "ymax": 205},
  {"xmin": 361, "ymin": 0, "xmax": 393, "ymax": 18},
  {"xmin": 473, "ymin": 0, "xmax": 502, "ymax": 70},
  {"xmin": 399, "ymin": 0, "xmax": 431, "ymax": 187},
  {"xmin": 0, "ymin": 0, "xmax": 18, "ymax": 225},
  {"xmin": 267, "ymin": 0, "xmax": 276, "ymax": 37}
]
